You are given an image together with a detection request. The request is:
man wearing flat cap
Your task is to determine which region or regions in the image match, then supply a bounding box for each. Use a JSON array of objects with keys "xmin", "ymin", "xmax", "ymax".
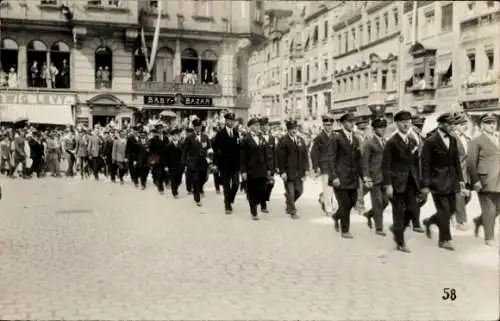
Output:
[
  {"xmin": 382, "ymin": 110, "xmax": 420, "ymax": 252},
  {"xmin": 361, "ymin": 116, "xmax": 389, "ymax": 235},
  {"xmin": 259, "ymin": 117, "xmax": 278, "ymax": 213},
  {"xmin": 327, "ymin": 112, "xmax": 363, "ymax": 238},
  {"xmin": 182, "ymin": 118, "xmax": 212, "ymax": 207},
  {"xmin": 277, "ymin": 119, "xmax": 309, "ymax": 219},
  {"xmin": 133, "ymin": 131, "xmax": 151, "ymax": 189},
  {"xmin": 212, "ymin": 112, "xmax": 241, "ymax": 214},
  {"xmin": 467, "ymin": 113, "xmax": 500, "ymax": 246},
  {"xmin": 421, "ymin": 112, "xmax": 464, "ymax": 251},
  {"xmin": 310, "ymin": 114, "xmax": 335, "ymax": 216},
  {"xmin": 165, "ymin": 128, "xmax": 184, "ymax": 198}
]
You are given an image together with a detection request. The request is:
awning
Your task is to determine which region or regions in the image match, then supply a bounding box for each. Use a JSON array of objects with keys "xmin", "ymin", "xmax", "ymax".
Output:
[
  {"xmin": 0, "ymin": 104, "xmax": 73, "ymax": 125},
  {"xmin": 437, "ymin": 58, "xmax": 452, "ymax": 74}
]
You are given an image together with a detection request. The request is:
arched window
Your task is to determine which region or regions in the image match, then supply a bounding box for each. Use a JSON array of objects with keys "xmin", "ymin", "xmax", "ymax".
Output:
[
  {"xmin": 200, "ymin": 49, "xmax": 218, "ymax": 84},
  {"xmin": 134, "ymin": 47, "xmax": 153, "ymax": 81},
  {"xmin": 50, "ymin": 41, "xmax": 71, "ymax": 89},
  {"xmin": 0, "ymin": 38, "xmax": 19, "ymax": 88},
  {"xmin": 181, "ymin": 48, "xmax": 199, "ymax": 84},
  {"xmin": 155, "ymin": 47, "xmax": 174, "ymax": 83},
  {"xmin": 95, "ymin": 46, "xmax": 112, "ymax": 89},
  {"xmin": 27, "ymin": 40, "xmax": 48, "ymax": 88}
]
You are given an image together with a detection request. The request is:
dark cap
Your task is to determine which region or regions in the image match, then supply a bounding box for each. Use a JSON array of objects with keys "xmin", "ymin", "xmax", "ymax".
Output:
[
  {"xmin": 452, "ymin": 113, "xmax": 468, "ymax": 125},
  {"xmin": 412, "ymin": 116, "xmax": 425, "ymax": 127},
  {"xmin": 322, "ymin": 114, "xmax": 334, "ymax": 122},
  {"xmin": 394, "ymin": 110, "xmax": 412, "ymax": 122},
  {"xmin": 285, "ymin": 119, "xmax": 298, "ymax": 130},
  {"xmin": 259, "ymin": 117, "xmax": 269, "ymax": 125},
  {"xmin": 192, "ymin": 119, "xmax": 202, "ymax": 127},
  {"xmin": 247, "ymin": 118, "xmax": 260, "ymax": 127},
  {"xmin": 437, "ymin": 112, "xmax": 454, "ymax": 124},
  {"xmin": 371, "ymin": 117, "xmax": 388, "ymax": 128},
  {"xmin": 480, "ymin": 113, "xmax": 497, "ymax": 123},
  {"xmin": 339, "ymin": 112, "xmax": 355, "ymax": 122},
  {"xmin": 169, "ymin": 128, "xmax": 180, "ymax": 135},
  {"xmin": 224, "ymin": 113, "xmax": 236, "ymax": 121}
]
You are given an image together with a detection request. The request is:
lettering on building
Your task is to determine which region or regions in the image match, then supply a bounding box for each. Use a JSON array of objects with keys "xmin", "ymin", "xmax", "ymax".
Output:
[
  {"xmin": 144, "ymin": 94, "xmax": 213, "ymax": 107},
  {"xmin": 0, "ymin": 93, "xmax": 76, "ymax": 105}
]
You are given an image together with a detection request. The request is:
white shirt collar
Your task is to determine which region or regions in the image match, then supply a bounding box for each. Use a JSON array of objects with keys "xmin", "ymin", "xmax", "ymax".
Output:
[
  {"xmin": 342, "ymin": 129, "xmax": 352, "ymax": 139},
  {"xmin": 397, "ymin": 130, "xmax": 408, "ymax": 141}
]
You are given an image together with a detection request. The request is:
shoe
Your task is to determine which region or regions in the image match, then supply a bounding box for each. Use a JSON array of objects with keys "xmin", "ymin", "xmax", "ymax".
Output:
[
  {"xmin": 423, "ymin": 219, "xmax": 431, "ymax": 239},
  {"xmin": 261, "ymin": 208, "xmax": 269, "ymax": 214},
  {"xmin": 196, "ymin": 202, "xmax": 202, "ymax": 207},
  {"xmin": 412, "ymin": 226, "xmax": 425, "ymax": 233},
  {"xmin": 363, "ymin": 211, "xmax": 373, "ymax": 229},
  {"xmin": 252, "ymin": 215, "xmax": 260, "ymax": 221},
  {"xmin": 485, "ymin": 240, "xmax": 497, "ymax": 247},
  {"xmin": 375, "ymin": 230, "xmax": 386, "ymax": 237},
  {"xmin": 291, "ymin": 214, "xmax": 300, "ymax": 219},
  {"xmin": 473, "ymin": 217, "xmax": 480, "ymax": 238},
  {"xmin": 396, "ymin": 245, "xmax": 411, "ymax": 253},
  {"xmin": 141, "ymin": 186, "xmax": 146, "ymax": 190},
  {"xmin": 225, "ymin": 209, "xmax": 232, "ymax": 215},
  {"xmin": 341, "ymin": 232, "xmax": 353, "ymax": 239},
  {"xmin": 456, "ymin": 223, "xmax": 468, "ymax": 231},
  {"xmin": 438, "ymin": 241, "xmax": 455, "ymax": 251}
]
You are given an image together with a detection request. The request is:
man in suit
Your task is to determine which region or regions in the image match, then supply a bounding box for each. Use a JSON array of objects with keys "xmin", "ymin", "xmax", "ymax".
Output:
[
  {"xmin": 311, "ymin": 114, "xmax": 335, "ymax": 216},
  {"xmin": 328, "ymin": 112, "xmax": 363, "ymax": 238},
  {"xmin": 112, "ymin": 129, "xmax": 128, "ymax": 184},
  {"xmin": 277, "ymin": 119, "xmax": 309, "ymax": 219},
  {"xmin": 467, "ymin": 113, "xmax": 500, "ymax": 247},
  {"xmin": 409, "ymin": 116, "xmax": 426, "ymax": 233},
  {"xmin": 354, "ymin": 119, "xmax": 369, "ymax": 214},
  {"xmin": 213, "ymin": 112, "xmax": 241, "ymax": 214},
  {"xmin": 421, "ymin": 113, "xmax": 464, "ymax": 251},
  {"xmin": 9, "ymin": 129, "xmax": 27, "ymax": 178},
  {"xmin": 382, "ymin": 110, "xmax": 420, "ymax": 253},
  {"xmin": 211, "ymin": 124, "xmax": 222, "ymax": 194},
  {"xmin": 182, "ymin": 118, "xmax": 212, "ymax": 207},
  {"xmin": 259, "ymin": 117, "xmax": 278, "ymax": 213},
  {"xmin": 240, "ymin": 118, "xmax": 271, "ymax": 220},
  {"xmin": 166, "ymin": 128, "xmax": 184, "ymax": 198},
  {"xmin": 133, "ymin": 131, "xmax": 150, "ymax": 189},
  {"xmin": 87, "ymin": 128, "xmax": 101, "ymax": 180},
  {"xmin": 102, "ymin": 130, "xmax": 114, "ymax": 181},
  {"xmin": 361, "ymin": 117, "xmax": 389, "ymax": 236},
  {"xmin": 29, "ymin": 131, "xmax": 44, "ymax": 178},
  {"xmin": 126, "ymin": 128, "xmax": 139, "ymax": 187}
]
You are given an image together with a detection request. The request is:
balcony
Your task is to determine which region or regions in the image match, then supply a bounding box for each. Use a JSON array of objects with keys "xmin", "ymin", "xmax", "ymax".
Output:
[
  {"xmin": 76, "ymin": 0, "xmax": 137, "ymax": 25},
  {"xmin": 133, "ymin": 81, "xmax": 222, "ymax": 96}
]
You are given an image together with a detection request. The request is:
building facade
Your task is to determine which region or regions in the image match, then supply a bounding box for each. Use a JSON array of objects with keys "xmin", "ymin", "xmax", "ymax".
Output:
[{"xmin": 0, "ymin": 0, "xmax": 265, "ymax": 127}]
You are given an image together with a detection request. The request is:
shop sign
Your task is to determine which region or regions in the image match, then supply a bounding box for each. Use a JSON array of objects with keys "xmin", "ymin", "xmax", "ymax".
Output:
[
  {"xmin": 144, "ymin": 94, "xmax": 213, "ymax": 107},
  {"xmin": 0, "ymin": 93, "xmax": 75, "ymax": 105},
  {"xmin": 462, "ymin": 99, "xmax": 499, "ymax": 110}
]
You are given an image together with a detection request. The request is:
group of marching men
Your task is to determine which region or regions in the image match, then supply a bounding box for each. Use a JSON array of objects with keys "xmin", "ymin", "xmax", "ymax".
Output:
[{"xmin": 312, "ymin": 110, "xmax": 499, "ymax": 253}]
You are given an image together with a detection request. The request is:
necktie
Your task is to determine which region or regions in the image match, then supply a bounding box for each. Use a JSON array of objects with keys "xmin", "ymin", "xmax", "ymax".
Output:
[{"xmin": 228, "ymin": 129, "xmax": 232, "ymax": 138}]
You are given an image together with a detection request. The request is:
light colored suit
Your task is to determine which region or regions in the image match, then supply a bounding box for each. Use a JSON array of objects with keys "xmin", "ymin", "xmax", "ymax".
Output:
[
  {"xmin": 454, "ymin": 131, "xmax": 471, "ymax": 224},
  {"xmin": 87, "ymin": 135, "xmax": 101, "ymax": 158},
  {"xmin": 467, "ymin": 132, "xmax": 500, "ymax": 240},
  {"xmin": 112, "ymin": 138, "xmax": 127, "ymax": 163}
]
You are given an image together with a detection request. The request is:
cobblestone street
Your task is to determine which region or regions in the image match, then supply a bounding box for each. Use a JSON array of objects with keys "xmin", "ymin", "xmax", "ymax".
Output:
[{"xmin": 0, "ymin": 177, "xmax": 498, "ymax": 320}]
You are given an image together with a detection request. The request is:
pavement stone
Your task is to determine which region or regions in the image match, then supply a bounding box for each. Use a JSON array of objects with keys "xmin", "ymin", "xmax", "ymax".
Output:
[{"xmin": 0, "ymin": 175, "xmax": 499, "ymax": 320}]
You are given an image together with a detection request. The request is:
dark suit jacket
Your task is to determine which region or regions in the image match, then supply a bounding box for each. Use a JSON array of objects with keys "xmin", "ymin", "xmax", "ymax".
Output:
[
  {"xmin": 182, "ymin": 132, "xmax": 211, "ymax": 171},
  {"xmin": 240, "ymin": 133, "xmax": 270, "ymax": 179},
  {"xmin": 421, "ymin": 130, "xmax": 463, "ymax": 195},
  {"xmin": 125, "ymin": 135, "xmax": 138, "ymax": 161},
  {"xmin": 327, "ymin": 131, "xmax": 363, "ymax": 190},
  {"xmin": 310, "ymin": 130, "xmax": 333, "ymax": 174},
  {"xmin": 166, "ymin": 141, "xmax": 183, "ymax": 170},
  {"xmin": 103, "ymin": 137, "xmax": 113, "ymax": 159},
  {"xmin": 382, "ymin": 133, "xmax": 421, "ymax": 193},
  {"xmin": 261, "ymin": 133, "xmax": 278, "ymax": 173},
  {"xmin": 213, "ymin": 127, "xmax": 240, "ymax": 173},
  {"xmin": 277, "ymin": 134, "xmax": 309, "ymax": 180},
  {"xmin": 134, "ymin": 141, "xmax": 150, "ymax": 167},
  {"xmin": 362, "ymin": 135, "xmax": 385, "ymax": 185},
  {"xmin": 157, "ymin": 136, "xmax": 170, "ymax": 166}
]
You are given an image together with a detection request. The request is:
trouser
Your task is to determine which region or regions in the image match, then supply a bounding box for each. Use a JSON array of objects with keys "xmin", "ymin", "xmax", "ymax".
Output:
[
  {"xmin": 134, "ymin": 165, "xmax": 150, "ymax": 187},
  {"xmin": 284, "ymin": 178, "xmax": 304, "ymax": 214},
  {"xmin": 391, "ymin": 179, "xmax": 418, "ymax": 246},
  {"xmin": 170, "ymin": 168, "xmax": 183, "ymax": 196},
  {"xmin": 260, "ymin": 178, "xmax": 274, "ymax": 209},
  {"xmin": 90, "ymin": 157, "xmax": 99, "ymax": 179},
  {"xmin": 454, "ymin": 191, "xmax": 471, "ymax": 224},
  {"xmin": 185, "ymin": 172, "xmax": 193, "ymax": 193},
  {"xmin": 477, "ymin": 192, "xmax": 500, "ymax": 241},
  {"xmin": 220, "ymin": 170, "xmax": 240, "ymax": 209},
  {"xmin": 320, "ymin": 174, "xmax": 335, "ymax": 213},
  {"xmin": 47, "ymin": 153, "xmax": 60, "ymax": 176},
  {"xmin": 109, "ymin": 161, "xmax": 117, "ymax": 181},
  {"xmin": 0, "ymin": 157, "xmax": 10, "ymax": 175},
  {"xmin": 128, "ymin": 159, "xmax": 137, "ymax": 184},
  {"xmin": 66, "ymin": 154, "xmax": 75, "ymax": 176},
  {"xmin": 333, "ymin": 188, "xmax": 358, "ymax": 233},
  {"xmin": 112, "ymin": 162, "xmax": 127, "ymax": 182},
  {"xmin": 78, "ymin": 156, "xmax": 88, "ymax": 177},
  {"xmin": 10, "ymin": 157, "xmax": 26, "ymax": 177},
  {"xmin": 355, "ymin": 179, "xmax": 368, "ymax": 210},
  {"xmin": 428, "ymin": 193, "xmax": 456, "ymax": 243},
  {"xmin": 367, "ymin": 183, "xmax": 389, "ymax": 231},
  {"xmin": 213, "ymin": 170, "xmax": 221, "ymax": 192},
  {"xmin": 247, "ymin": 177, "xmax": 267, "ymax": 216},
  {"xmin": 154, "ymin": 164, "xmax": 168, "ymax": 192},
  {"xmin": 187, "ymin": 168, "xmax": 208, "ymax": 203},
  {"xmin": 30, "ymin": 157, "xmax": 43, "ymax": 177}
]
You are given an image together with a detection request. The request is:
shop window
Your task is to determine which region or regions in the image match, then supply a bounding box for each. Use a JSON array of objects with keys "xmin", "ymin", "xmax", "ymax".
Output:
[
  {"xmin": 50, "ymin": 41, "xmax": 70, "ymax": 89},
  {"xmin": 441, "ymin": 4, "xmax": 453, "ymax": 32},
  {"xmin": 467, "ymin": 52, "xmax": 476, "ymax": 73},
  {"xmin": 487, "ymin": 1, "xmax": 495, "ymax": 8},
  {"xmin": 438, "ymin": 64, "xmax": 452, "ymax": 87},
  {"xmin": 0, "ymin": 38, "xmax": 18, "ymax": 88},
  {"xmin": 200, "ymin": 49, "xmax": 218, "ymax": 84},
  {"xmin": 296, "ymin": 67, "xmax": 302, "ymax": 83},
  {"xmin": 95, "ymin": 46, "xmax": 112, "ymax": 89},
  {"xmin": 181, "ymin": 48, "xmax": 199, "ymax": 84},
  {"xmin": 27, "ymin": 40, "xmax": 48, "ymax": 88},
  {"xmin": 381, "ymin": 70, "xmax": 388, "ymax": 90}
]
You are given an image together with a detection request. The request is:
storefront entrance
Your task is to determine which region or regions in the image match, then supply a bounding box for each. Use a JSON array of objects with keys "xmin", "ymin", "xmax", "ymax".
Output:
[{"xmin": 92, "ymin": 115, "xmax": 114, "ymax": 127}]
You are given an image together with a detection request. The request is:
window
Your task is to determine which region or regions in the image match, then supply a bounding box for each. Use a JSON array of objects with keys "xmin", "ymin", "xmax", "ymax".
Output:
[
  {"xmin": 0, "ymin": 38, "xmax": 19, "ymax": 88},
  {"xmin": 375, "ymin": 17, "xmax": 380, "ymax": 39},
  {"xmin": 467, "ymin": 1, "xmax": 475, "ymax": 12},
  {"xmin": 358, "ymin": 25, "xmax": 364, "ymax": 46},
  {"xmin": 27, "ymin": 40, "xmax": 48, "ymax": 88},
  {"xmin": 367, "ymin": 21, "xmax": 372, "ymax": 42},
  {"xmin": 351, "ymin": 28, "xmax": 357, "ymax": 49},
  {"xmin": 487, "ymin": 1, "xmax": 495, "ymax": 8},
  {"xmin": 467, "ymin": 52, "xmax": 476, "ymax": 73},
  {"xmin": 296, "ymin": 67, "xmax": 302, "ymax": 83},
  {"xmin": 289, "ymin": 67, "xmax": 293, "ymax": 85},
  {"xmin": 349, "ymin": 76, "xmax": 354, "ymax": 91},
  {"xmin": 337, "ymin": 34, "xmax": 342, "ymax": 53},
  {"xmin": 314, "ymin": 62, "xmax": 319, "ymax": 80},
  {"xmin": 324, "ymin": 21, "xmax": 328, "ymax": 39},
  {"xmin": 486, "ymin": 50, "xmax": 494, "ymax": 70},
  {"xmin": 407, "ymin": 16, "xmax": 413, "ymax": 41},
  {"xmin": 393, "ymin": 7, "xmax": 399, "ymax": 26},
  {"xmin": 200, "ymin": 49, "xmax": 217, "ymax": 84},
  {"xmin": 441, "ymin": 4, "xmax": 453, "ymax": 31},
  {"xmin": 391, "ymin": 69, "xmax": 397, "ymax": 90},
  {"xmin": 423, "ymin": 10, "xmax": 435, "ymax": 37},
  {"xmin": 284, "ymin": 73, "xmax": 288, "ymax": 87},
  {"xmin": 324, "ymin": 92, "xmax": 331, "ymax": 111},
  {"xmin": 41, "ymin": 0, "xmax": 58, "ymax": 4},
  {"xmin": 336, "ymin": 80, "xmax": 341, "ymax": 94},
  {"xmin": 344, "ymin": 31, "xmax": 348, "ymax": 52},
  {"xmin": 371, "ymin": 71, "xmax": 378, "ymax": 90},
  {"xmin": 356, "ymin": 74, "xmax": 361, "ymax": 90},
  {"xmin": 95, "ymin": 46, "xmax": 113, "ymax": 89},
  {"xmin": 438, "ymin": 63, "xmax": 452, "ymax": 87},
  {"xmin": 50, "ymin": 41, "xmax": 71, "ymax": 89},
  {"xmin": 134, "ymin": 47, "xmax": 152, "ymax": 82},
  {"xmin": 381, "ymin": 70, "xmax": 387, "ymax": 90},
  {"xmin": 149, "ymin": 0, "xmax": 159, "ymax": 9},
  {"xmin": 364, "ymin": 72, "xmax": 369, "ymax": 89},
  {"xmin": 306, "ymin": 64, "xmax": 310, "ymax": 82},
  {"xmin": 342, "ymin": 78, "xmax": 347, "ymax": 93},
  {"xmin": 254, "ymin": 0, "xmax": 263, "ymax": 22},
  {"xmin": 87, "ymin": 0, "xmax": 120, "ymax": 7},
  {"xmin": 313, "ymin": 25, "xmax": 319, "ymax": 43},
  {"xmin": 383, "ymin": 12, "xmax": 389, "ymax": 34},
  {"xmin": 323, "ymin": 58, "xmax": 328, "ymax": 76}
]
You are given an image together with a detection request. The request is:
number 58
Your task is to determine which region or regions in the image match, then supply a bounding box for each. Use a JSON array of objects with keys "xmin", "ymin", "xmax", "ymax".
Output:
[{"xmin": 442, "ymin": 288, "xmax": 457, "ymax": 301}]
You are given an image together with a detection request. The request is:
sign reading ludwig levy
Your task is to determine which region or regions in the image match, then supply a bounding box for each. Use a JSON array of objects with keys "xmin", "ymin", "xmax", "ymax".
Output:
[
  {"xmin": 0, "ymin": 92, "xmax": 76, "ymax": 105},
  {"xmin": 144, "ymin": 94, "xmax": 213, "ymax": 107}
]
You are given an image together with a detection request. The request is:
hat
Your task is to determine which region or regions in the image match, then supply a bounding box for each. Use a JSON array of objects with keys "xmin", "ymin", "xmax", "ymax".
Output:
[
  {"xmin": 356, "ymin": 119, "xmax": 369, "ymax": 126},
  {"xmin": 339, "ymin": 112, "xmax": 355, "ymax": 122},
  {"xmin": 269, "ymin": 120, "xmax": 281, "ymax": 127},
  {"xmin": 192, "ymin": 119, "xmax": 202, "ymax": 127},
  {"xmin": 437, "ymin": 112, "xmax": 454, "ymax": 124},
  {"xmin": 480, "ymin": 113, "xmax": 497, "ymax": 123},
  {"xmin": 285, "ymin": 119, "xmax": 298, "ymax": 130},
  {"xmin": 394, "ymin": 110, "xmax": 412, "ymax": 122},
  {"xmin": 247, "ymin": 118, "xmax": 260, "ymax": 127},
  {"xmin": 452, "ymin": 113, "xmax": 468, "ymax": 125},
  {"xmin": 371, "ymin": 117, "xmax": 387, "ymax": 128},
  {"xmin": 412, "ymin": 116, "xmax": 425, "ymax": 127},
  {"xmin": 224, "ymin": 113, "xmax": 236, "ymax": 121},
  {"xmin": 169, "ymin": 128, "xmax": 180, "ymax": 135},
  {"xmin": 322, "ymin": 114, "xmax": 334, "ymax": 123},
  {"xmin": 259, "ymin": 117, "xmax": 269, "ymax": 125}
]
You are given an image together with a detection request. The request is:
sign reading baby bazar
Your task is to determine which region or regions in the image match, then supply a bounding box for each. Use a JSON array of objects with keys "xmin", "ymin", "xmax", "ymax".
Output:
[
  {"xmin": 0, "ymin": 92, "xmax": 76, "ymax": 105},
  {"xmin": 144, "ymin": 94, "xmax": 213, "ymax": 107}
]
